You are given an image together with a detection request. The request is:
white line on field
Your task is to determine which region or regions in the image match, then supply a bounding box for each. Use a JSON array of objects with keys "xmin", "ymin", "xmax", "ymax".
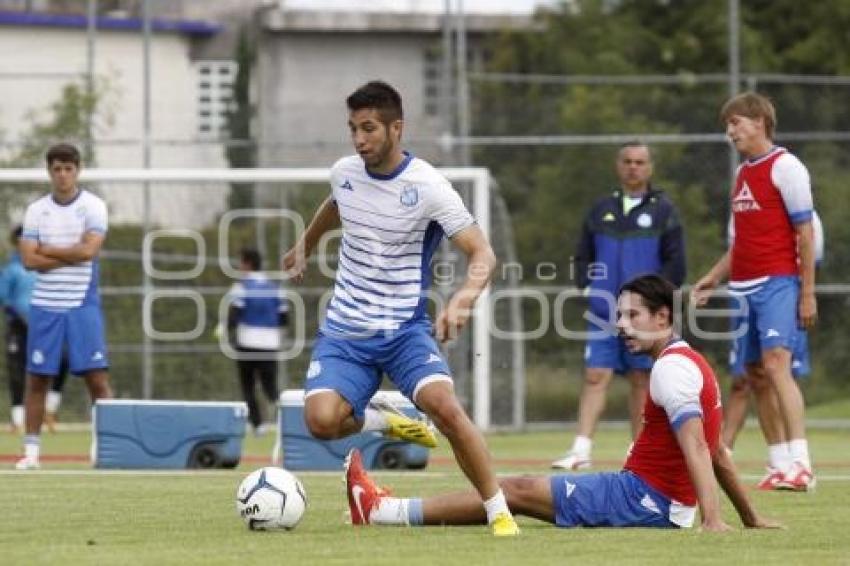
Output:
[
  {"xmin": 0, "ymin": 469, "xmax": 452, "ymax": 478},
  {"xmin": 0, "ymin": 470, "xmax": 848, "ymax": 482}
]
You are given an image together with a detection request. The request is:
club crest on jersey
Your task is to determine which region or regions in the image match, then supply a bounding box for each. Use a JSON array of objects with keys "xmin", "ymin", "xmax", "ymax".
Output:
[
  {"xmin": 637, "ymin": 213, "xmax": 652, "ymax": 228},
  {"xmin": 732, "ymin": 182, "xmax": 761, "ymax": 212},
  {"xmin": 400, "ymin": 185, "xmax": 419, "ymax": 207}
]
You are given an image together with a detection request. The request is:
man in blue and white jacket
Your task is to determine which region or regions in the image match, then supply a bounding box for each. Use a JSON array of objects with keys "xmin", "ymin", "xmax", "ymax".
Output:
[
  {"xmin": 226, "ymin": 248, "xmax": 288, "ymax": 435},
  {"xmin": 553, "ymin": 142, "xmax": 686, "ymax": 471}
]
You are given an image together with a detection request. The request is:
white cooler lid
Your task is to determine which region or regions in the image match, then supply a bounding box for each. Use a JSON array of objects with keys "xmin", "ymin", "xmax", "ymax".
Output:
[{"xmin": 95, "ymin": 399, "xmax": 247, "ymax": 408}]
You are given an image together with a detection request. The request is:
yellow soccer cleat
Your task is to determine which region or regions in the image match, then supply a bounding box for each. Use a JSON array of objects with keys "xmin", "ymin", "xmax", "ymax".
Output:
[
  {"xmin": 491, "ymin": 512, "xmax": 520, "ymax": 537},
  {"xmin": 382, "ymin": 410, "xmax": 438, "ymax": 448}
]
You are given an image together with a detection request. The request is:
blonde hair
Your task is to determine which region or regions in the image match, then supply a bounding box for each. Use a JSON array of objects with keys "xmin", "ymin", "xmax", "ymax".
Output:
[{"xmin": 720, "ymin": 92, "xmax": 776, "ymax": 139}]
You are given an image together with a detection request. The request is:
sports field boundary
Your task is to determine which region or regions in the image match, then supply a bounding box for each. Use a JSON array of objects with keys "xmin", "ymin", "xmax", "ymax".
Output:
[{"xmin": 19, "ymin": 417, "xmax": 850, "ymax": 433}]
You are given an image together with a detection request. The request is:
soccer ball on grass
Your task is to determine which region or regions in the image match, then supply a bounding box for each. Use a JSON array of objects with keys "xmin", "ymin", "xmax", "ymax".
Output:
[{"xmin": 236, "ymin": 467, "xmax": 307, "ymax": 530}]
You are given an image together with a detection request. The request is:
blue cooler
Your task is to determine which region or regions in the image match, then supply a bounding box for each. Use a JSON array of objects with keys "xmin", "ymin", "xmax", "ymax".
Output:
[
  {"xmin": 94, "ymin": 400, "xmax": 248, "ymax": 469},
  {"xmin": 278, "ymin": 389, "xmax": 429, "ymax": 470}
]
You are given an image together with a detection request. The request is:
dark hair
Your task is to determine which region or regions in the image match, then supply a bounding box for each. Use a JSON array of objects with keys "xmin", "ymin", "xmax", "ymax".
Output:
[
  {"xmin": 346, "ymin": 81, "xmax": 403, "ymax": 125},
  {"xmin": 240, "ymin": 248, "xmax": 262, "ymax": 271},
  {"xmin": 619, "ymin": 274, "xmax": 676, "ymax": 322},
  {"xmin": 9, "ymin": 224, "xmax": 22, "ymax": 246},
  {"xmin": 46, "ymin": 143, "xmax": 81, "ymax": 167},
  {"xmin": 720, "ymin": 92, "xmax": 776, "ymax": 139}
]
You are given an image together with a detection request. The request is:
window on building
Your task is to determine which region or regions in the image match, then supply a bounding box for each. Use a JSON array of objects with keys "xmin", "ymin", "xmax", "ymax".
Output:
[
  {"xmin": 194, "ymin": 60, "xmax": 237, "ymax": 138},
  {"xmin": 423, "ymin": 46, "xmax": 442, "ymax": 116}
]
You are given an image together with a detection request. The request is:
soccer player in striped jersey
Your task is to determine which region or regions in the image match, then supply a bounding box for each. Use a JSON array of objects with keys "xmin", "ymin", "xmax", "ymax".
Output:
[
  {"xmin": 344, "ymin": 275, "xmax": 780, "ymax": 532},
  {"xmin": 15, "ymin": 144, "xmax": 112, "ymax": 470},
  {"xmin": 281, "ymin": 81, "xmax": 518, "ymax": 536},
  {"xmin": 694, "ymin": 92, "xmax": 817, "ymax": 491}
]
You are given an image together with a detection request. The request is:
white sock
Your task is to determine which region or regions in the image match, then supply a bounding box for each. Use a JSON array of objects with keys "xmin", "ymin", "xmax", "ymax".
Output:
[
  {"xmin": 572, "ymin": 435, "xmax": 592, "ymax": 456},
  {"xmin": 789, "ymin": 439, "xmax": 811, "ymax": 469},
  {"xmin": 11, "ymin": 405, "xmax": 24, "ymax": 428},
  {"xmin": 24, "ymin": 435, "xmax": 40, "ymax": 461},
  {"xmin": 768, "ymin": 443, "xmax": 792, "ymax": 472},
  {"xmin": 361, "ymin": 408, "xmax": 388, "ymax": 433},
  {"xmin": 483, "ymin": 489, "xmax": 511, "ymax": 524},
  {"xmin": 369, "ymin": 497, "xmax": 409, "ymax": 525},
  {"xmin": 46, "ymin": 391, "xmax": 62, "ymax": 414}
]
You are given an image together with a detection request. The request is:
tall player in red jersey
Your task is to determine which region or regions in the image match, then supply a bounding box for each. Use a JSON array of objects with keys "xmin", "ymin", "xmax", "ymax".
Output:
[
  {"xmin": 693, "ymin": 92, "xmax": 817, "ymax": 491},
  {"xmin": 343, "ymin": 275, "xmax": 780, "ymax": 532}
]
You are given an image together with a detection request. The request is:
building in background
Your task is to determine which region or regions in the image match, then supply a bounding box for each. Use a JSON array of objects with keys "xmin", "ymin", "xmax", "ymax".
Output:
[
  {"xmin": 0, "ymin": 0, "xmax": 547, "ymax": 224},
  {"xmin": 0, "ymin": 7, "xmax": 226, "ymax": 226},
  {"xmin": 253, "ymin": 0, "xmax": 536, "ymax": 169}
]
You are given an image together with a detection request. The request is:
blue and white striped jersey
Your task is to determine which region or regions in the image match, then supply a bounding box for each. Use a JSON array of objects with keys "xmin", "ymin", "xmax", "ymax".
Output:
[
  {"xmin": 324, "ymin": 152, "xmax": 474, "ymax": 336},
  {"xmin": 21, "ymin": 189, "xmax": 107, "ymax": 310}
]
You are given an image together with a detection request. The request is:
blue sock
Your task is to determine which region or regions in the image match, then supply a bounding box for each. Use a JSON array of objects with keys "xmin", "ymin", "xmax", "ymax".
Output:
[
  {"xmin": 408, "ymin": 498, "xmax": 424, "ymax": 525},
  {"xmin": 24, "ymin": 434, "xmax": 40, "ymax": 447}
]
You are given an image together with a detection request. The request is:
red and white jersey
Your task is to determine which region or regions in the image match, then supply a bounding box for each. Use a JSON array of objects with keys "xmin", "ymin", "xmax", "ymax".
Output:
[
  {"xmin": 624, "ymin": 339, "xmax": 722, "ymax": 524},
  {"xmin": 729, "ymin": 146, "xmax": 813, "ymax": 282}
]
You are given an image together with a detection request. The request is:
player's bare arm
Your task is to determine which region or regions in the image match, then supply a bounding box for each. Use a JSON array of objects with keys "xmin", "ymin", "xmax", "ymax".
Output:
[
  {"xmin": 795, "ymin": 220, "xmax": 817, "ymax": 329},
  {"xmin": 692, "ymin": 250, "xmax": 731, "ymax": 307},
  {"xmin": 674, "ymin": 417, "xmax": 732, "ymax": 532},
  {"xmin": 281, "ymin": 196, "xmax": 341, "ymax": 283},
  {"xmin": 434, "ymin": 224, "xmax": 496, "ymax": 343},
  {"xmin": 39, "ymin": 231, "xmax": 105, "ymax": 264},
  {"xmin": 18, "ymin": 238, "xmax": 67, "ymax": 271},
  {"xmin": 712, "ymin": 443, "xmax": 784, "ymax": 529}
]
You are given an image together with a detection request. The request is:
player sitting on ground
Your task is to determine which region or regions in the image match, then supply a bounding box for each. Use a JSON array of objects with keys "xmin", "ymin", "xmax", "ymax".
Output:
[{"xmin": 345, "ymin": 274, "xmax": 781, "ymax": 532}]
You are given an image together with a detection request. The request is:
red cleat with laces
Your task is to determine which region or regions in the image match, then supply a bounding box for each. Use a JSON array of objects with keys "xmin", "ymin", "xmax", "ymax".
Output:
[{"xmin": 344, "ymin": 448, "xmax": 390, "ymax": 525}]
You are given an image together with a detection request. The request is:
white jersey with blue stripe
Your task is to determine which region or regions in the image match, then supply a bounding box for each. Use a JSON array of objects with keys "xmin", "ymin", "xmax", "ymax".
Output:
[
  {"xmin": 324, "ymin": 152, "xmax": 474, "ymax": 336},
  {"xmin": 22, "ymin": 189, "xmax": 108, "ymax": 310}
]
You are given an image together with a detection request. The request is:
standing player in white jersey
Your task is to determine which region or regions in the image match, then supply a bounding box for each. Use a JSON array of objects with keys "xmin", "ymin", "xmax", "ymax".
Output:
[
  {"xmin": 15, "ymin": 144, "xmax": 112, "ymax": 470},
  {"xmin": 694, "ymin": 92, "xmax": 817, "ymax": 491},
  {"xmin": 281, "ymin": 81, "xmax": 519, "ymax": 536}
]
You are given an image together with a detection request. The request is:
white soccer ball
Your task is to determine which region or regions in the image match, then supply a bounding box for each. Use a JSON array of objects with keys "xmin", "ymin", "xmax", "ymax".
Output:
[{"xmin": 236, "ymin": 467, "xmax": 307, "ymax": 530}]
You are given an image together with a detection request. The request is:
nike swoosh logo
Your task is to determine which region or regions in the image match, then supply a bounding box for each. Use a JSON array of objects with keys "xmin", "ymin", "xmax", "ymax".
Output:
[{"xmin": 352, "ymin": 485, "xmax": 368, "ymax": 523}]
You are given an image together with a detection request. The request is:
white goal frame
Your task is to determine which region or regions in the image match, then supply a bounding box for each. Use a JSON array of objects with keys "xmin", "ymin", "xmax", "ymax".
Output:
[{"xmin": 0, "ymin": 167, "xmax": 496, "ymax": 430}]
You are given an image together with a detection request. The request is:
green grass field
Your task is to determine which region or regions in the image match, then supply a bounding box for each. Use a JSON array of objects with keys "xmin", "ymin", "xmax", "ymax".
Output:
[{"xmin": 1, "ymin": 425, "xmax": 849, "ymax": 566}]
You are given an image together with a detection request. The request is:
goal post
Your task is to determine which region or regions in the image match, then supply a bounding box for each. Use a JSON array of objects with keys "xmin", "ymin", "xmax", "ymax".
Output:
[{"xmin": 0, "ymin": 167, "xmax": 512, "ymax": 431}]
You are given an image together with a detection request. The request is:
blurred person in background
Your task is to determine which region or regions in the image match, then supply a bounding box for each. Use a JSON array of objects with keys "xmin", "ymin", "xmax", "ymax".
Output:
[
  {"xmin": 224, "ymin": 248, "xmax": 288, "ymax": 436},
  {"xmin": 0, "ymin": 225, "xmax": 68, "ymax": 434}
]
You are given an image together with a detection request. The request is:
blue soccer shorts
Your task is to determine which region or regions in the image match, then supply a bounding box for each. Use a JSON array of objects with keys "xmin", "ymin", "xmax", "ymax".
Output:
[
  {"xmin": 730, "ymin": 328, "xmax": 810, "ymax": 379},
  {"xmin": 584, "ymin": 322, "xmax": 653, "ymax": 375},
  {"xmin": 729, "ymin": 276, "xmax": 802, "ymax": 371},
  {"xmin": 27, "ymin": 305, "xmax": 109, "ymax": 376},
  {"xmin": 550, "ymin": 470, "xmax": 679, "ymax": 528},
  {"xmin": 304, "ymin": 320, "xmax": 451, "ymax": 419}
]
